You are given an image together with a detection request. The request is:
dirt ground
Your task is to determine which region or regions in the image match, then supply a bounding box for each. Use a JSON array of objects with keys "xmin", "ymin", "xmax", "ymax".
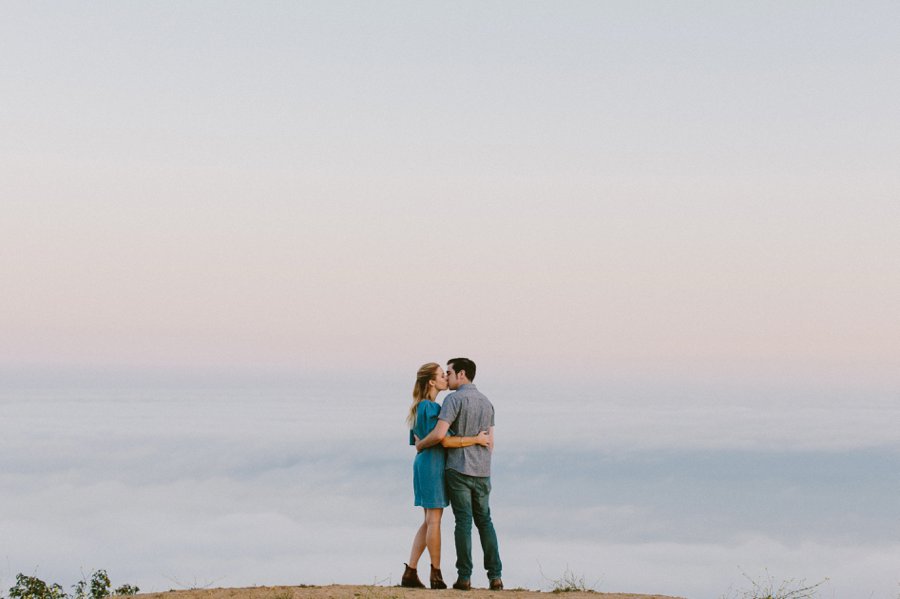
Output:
[{"xmin": 138, "ymin": 584, "xmax": 686, "ymax": 599}]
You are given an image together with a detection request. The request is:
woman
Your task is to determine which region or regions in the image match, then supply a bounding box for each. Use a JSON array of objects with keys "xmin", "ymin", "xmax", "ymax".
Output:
[{"xmin": 402, "ymin": 362, "xmax": 490, "ymax": 589}]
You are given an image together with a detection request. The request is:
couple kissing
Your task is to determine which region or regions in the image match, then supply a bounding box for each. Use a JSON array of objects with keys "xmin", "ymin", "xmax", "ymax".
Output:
[{"xmin": 403, "ymin": 357, "xmax": 503, "ymax": 591}]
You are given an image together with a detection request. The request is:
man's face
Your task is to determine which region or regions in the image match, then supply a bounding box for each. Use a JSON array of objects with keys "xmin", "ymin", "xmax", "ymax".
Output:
[{"xmin": 447, "ymin": 364, "xmax": 462, "ymax": 390}]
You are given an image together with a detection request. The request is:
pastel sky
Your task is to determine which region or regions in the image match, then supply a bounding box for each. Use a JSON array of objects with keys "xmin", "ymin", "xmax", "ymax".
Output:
[
  {"xmin": 3, "ymin": 7, "xmax": 900, "ymax": 596},
  {"xmin": 2, "ymin": 2, "xmax": 899, "ymax": 388}
]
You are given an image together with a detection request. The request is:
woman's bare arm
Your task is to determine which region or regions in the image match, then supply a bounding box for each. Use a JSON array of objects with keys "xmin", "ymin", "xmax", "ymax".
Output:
[
  {"xmin": 415, "ymin": 419, "xmax": 451, "ymax": 450},
  {"xmin": 439, "ymin": 430, "xmax": 490, "ymax": 448}
]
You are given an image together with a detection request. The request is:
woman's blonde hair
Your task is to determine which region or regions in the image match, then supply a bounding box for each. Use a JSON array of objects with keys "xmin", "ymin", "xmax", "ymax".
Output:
[{"xmin": 406, "ymin": 362, "xmax": 441, "ymax": 429}]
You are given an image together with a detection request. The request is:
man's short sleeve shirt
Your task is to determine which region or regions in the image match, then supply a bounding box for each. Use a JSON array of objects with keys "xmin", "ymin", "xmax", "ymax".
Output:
[{"xmin": 439, "ymin": 383, "xmax": 495, "ymax": 477}]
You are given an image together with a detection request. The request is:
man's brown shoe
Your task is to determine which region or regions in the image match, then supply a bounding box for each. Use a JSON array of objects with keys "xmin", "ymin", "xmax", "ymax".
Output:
[
  {"xmin": 452, "ymin": 578, "xmax": 471, "ymax": 591},
  {"xmin": 489, "ymin": 579, "xmax": 504, "ymax": 591},
  {"xmin": 401, "ymin": 563, "xmax": 426, "ymax": 588}
]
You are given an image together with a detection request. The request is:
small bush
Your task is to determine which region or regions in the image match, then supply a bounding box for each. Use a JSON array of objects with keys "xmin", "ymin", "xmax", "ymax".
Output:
[
  {"xmin": 9, "ymin": 574, "xmax": 67, "ymax": 599},
  {"xmin": 7, "ymin": 571, "xmax": 137, "ymax": 599},
  {"xmin": 73, "ymin": 570, "xmax": 115, "ymax": 599},
  {"xmin": 546, "ymin": 568, "xmax": 596, "ymax": 593},
  {"xmin": 723, "ymin": 570, "xmax": 827, "ymax": 599}
]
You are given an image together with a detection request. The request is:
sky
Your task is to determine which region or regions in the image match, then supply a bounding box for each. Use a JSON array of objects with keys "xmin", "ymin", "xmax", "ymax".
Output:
[
  {"xmin": 2, "ymin": 2, "xmax": 900, "ymax": 598},
  {"xmin": 2, "ymin": 1, "xmax": 899, "ymax": 388}
]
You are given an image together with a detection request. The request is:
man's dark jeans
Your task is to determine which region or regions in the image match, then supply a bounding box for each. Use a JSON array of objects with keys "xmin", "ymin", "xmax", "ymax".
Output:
[{"xmin": 446, "ymin": 468, "xmax": 502, "ymax": 580}]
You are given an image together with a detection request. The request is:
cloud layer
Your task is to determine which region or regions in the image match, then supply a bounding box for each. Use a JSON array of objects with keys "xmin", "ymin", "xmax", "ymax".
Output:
[{"xmin": 3, "ymin": 385, "xmax": 898, "ymax": 598}]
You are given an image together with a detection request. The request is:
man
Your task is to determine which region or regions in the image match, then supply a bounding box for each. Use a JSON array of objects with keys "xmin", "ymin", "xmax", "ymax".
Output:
[{"xmin": 415, "ymin": 357, "xmax": 503, "ymax": 590}]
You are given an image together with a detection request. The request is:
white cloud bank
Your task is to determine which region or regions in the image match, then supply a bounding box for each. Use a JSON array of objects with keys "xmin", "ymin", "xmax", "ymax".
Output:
[{"xmin": 3, "ymin": 386, "xmax": 898, "ymax": 599}]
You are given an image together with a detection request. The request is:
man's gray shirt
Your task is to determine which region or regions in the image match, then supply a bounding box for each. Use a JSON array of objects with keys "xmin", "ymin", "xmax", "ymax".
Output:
[{"xmin": 439, "ymin": 383, "xmax": 495, "ymax": 477}]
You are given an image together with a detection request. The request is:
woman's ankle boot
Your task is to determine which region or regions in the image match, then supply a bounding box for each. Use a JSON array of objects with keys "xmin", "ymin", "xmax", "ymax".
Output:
[
  {"xmin": 430, "ymin": 565, "xmax": 447, "ymax": 589},
  {"xmin": 401, "ymin": 563, "xmax": 426, "ymax": 588}
]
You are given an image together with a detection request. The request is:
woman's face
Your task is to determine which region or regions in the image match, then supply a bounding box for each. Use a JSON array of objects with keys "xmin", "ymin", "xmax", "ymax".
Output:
[{"xmin": 431, "ymin": 368, "xmax": 449, "ymax": 392}]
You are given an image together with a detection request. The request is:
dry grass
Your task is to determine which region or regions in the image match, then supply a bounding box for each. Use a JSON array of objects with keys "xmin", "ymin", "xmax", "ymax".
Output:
[{"xmin": 136, "ymin": 584, "xmax": 686, "ymax": 599}]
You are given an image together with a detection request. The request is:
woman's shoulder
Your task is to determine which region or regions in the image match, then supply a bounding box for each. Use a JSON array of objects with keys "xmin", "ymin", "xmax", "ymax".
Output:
[{"xmin": 418, "ymin": 400, "xmax": 440, "ymax": 414}]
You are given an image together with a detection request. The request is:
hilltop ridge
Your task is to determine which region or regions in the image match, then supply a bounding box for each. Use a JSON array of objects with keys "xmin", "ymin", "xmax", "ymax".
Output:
[{"xmin": 138, "ymin": 584, "xmax": 686, "ymax": 599}]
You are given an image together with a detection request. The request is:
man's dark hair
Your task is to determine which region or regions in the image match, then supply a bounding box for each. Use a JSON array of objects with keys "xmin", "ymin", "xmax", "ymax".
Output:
[{"xmin": 447, "ymin": 357, "xmax": 476, "ymax": 382}]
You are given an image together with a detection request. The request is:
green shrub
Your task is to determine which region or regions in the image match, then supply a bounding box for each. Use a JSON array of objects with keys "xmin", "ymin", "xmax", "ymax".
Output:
[
  {"xmin": 7, "ymin": 571, "xmax": 138, "ymax": 599},
  {"xmin": 73, "ymin": 570, "xmax": 113, "ymax": 599},
  {"xmin": 9, "ymin": 574, "xmax": 67, "ymax": 599}
]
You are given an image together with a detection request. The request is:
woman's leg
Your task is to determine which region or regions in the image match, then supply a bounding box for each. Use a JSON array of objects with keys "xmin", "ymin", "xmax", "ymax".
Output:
[
  {"xmin": 424, "ymin": 507, "xmax": 443, "ymax": 567},
  {"xmin": 408, "ymin": 510, "xmax": 428, "ymax": 567}
]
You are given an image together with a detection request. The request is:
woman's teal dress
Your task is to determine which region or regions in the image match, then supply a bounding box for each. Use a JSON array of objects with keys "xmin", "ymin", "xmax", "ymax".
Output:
[{"xmin": 410, "ymin": 400, "xmax": 450, "ymax": 508}]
